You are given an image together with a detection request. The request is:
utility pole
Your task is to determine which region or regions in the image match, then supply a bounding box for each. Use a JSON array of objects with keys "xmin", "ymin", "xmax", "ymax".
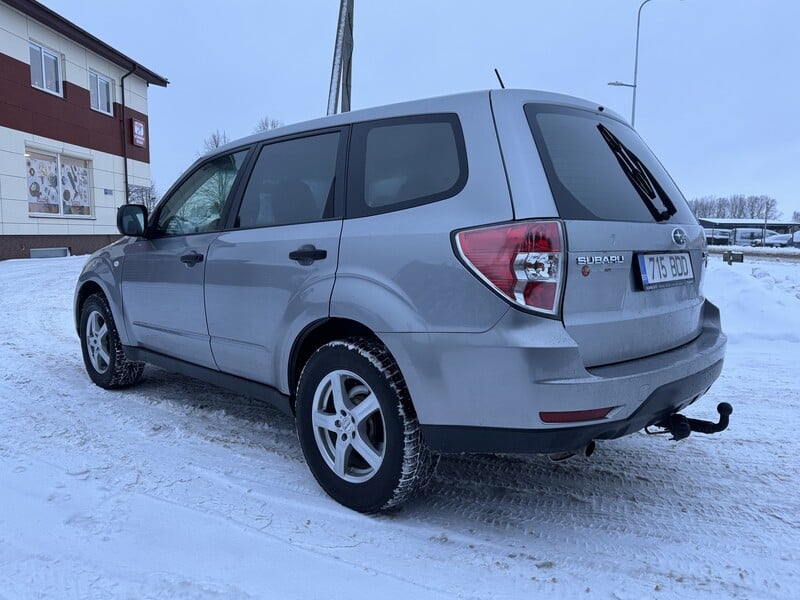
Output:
[{"xmin": 327, "ymin": 0, "xmax": 354, "ymax": 115}]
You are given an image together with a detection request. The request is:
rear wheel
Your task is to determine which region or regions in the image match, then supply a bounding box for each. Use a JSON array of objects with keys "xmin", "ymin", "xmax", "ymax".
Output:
[
  {"xmin": 79, "ymin": 293, "xmax": 144, "ymax": 389},
  {"xmin": 296, "ymin": 338, "xmax": 436, "ymax": 512}
]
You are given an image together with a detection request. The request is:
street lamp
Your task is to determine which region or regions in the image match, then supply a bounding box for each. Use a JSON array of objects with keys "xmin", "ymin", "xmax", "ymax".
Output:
[{"xmin": 608, "ymin": 0, "xmax": 682, "ymax": 128}]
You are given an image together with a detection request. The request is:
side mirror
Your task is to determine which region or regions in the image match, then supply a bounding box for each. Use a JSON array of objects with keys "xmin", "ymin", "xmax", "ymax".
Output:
[{"xmin": 117, "ymin": 204, "xmax": 148, "ymax": 237}]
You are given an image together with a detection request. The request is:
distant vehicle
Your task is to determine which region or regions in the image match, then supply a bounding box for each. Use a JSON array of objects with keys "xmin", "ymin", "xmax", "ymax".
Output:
[
  {"xmin": 763, "ymin": 233, "xmax": 791, "ymax": 247},
  {"xmin": 703, "ymin": 228, "xmax": 731, "ymax": 245},
  {"xmin": 729, "ymin": 228, "xmax": 780, "ymax": 246}
]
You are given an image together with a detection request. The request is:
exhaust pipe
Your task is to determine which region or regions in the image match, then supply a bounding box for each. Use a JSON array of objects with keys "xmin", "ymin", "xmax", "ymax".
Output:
[
  {"xmin": 548, "ymin": 440, "xmax": 596, "ymax": 462},
  {"xmin": 584, "ymin": 440, "xmax": 596, "ymax": 457}
]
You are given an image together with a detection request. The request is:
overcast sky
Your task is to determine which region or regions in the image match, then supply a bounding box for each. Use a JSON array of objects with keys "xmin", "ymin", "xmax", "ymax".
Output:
[{"xmin": 40, "ymin": 0, "xmax": 800, "ymax": 218}]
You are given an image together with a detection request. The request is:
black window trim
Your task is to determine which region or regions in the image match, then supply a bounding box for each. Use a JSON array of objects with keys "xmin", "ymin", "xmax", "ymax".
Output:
[
  {"xmin": 223, "ymin": 125, "xmax": 350, "ymax": 231},
  {"xmin": 345, "ymin": 113, "xmax": 468, "ymax": 219},
  {"xmin": 146, "ymin": 145, "xmax": 255, "ymax": 239}
]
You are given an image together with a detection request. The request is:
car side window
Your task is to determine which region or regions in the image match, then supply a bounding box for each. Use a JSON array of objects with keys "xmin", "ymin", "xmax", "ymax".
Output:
[
  {"xmin": 235, "ymin": 132, "xmax": 340, "ymax": 229},
  {"xmin": 155, "ymin": 150, "xmax": 249, "ymax": 236},
  {"xmin": 347, "ymin": 114, "xmax": 467, "ymax": 218}
]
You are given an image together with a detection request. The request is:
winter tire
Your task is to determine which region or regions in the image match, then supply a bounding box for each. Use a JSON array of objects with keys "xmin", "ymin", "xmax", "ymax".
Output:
[
  {"xmin": 79, "ymin": 293, "xmax": 144, "ymax": 389},
  {"xmin": 296, "ymin": 337, "xmax": 437, "ymax": 513}
]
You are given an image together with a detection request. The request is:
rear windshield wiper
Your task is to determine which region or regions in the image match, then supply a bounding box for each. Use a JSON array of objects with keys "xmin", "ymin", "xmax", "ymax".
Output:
[{"xmin": 597, "ymin": 124, "xmax": 677, "ymax": 222}]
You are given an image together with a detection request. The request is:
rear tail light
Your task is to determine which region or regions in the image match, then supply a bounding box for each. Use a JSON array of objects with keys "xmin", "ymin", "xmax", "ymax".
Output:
[{"xmin": 455, "ymin": 220, "xmax": 565, "ymax": 316}]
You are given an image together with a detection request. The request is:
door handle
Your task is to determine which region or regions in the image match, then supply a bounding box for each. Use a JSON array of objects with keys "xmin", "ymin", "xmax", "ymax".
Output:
[
  {"xmin": 180, "ymin": 252, "xmax": 204, "ymax": 266},
  {"xmin": 289, "ymin": 245, "xmax": 327, "ymax": 266}
]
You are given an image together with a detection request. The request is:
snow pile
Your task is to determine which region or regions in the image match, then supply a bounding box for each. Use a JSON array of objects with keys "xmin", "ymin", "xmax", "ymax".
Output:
[
  {"xmin": 1, "ymin": 255, "xmax": 798, "ymax": 599},
  {"xmin": 706, "ymin": 257, "xmax": 800, "ymax": 343},
  {"xmin": 711, "ymin": 244, "xmax": 800, "ymax": 257}
]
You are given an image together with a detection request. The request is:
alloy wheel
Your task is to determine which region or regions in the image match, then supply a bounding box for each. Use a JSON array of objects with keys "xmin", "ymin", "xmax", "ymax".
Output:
[
  {"xmin": 85, "ymin": 310, "xmax": 110, "ymax": 374},
  {"xmin": 311, "ymin": 369, "xmax": 386, "ymax": 483}
]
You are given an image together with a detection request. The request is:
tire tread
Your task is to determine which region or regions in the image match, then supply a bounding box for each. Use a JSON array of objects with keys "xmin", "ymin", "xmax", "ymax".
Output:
[
  {"xmin": 81, "ymin": 293, "xmax": 144, "ymax": 389},
  {"xmin": 321, "ymin": 337, "xmax": 437, "ymax": 511}
]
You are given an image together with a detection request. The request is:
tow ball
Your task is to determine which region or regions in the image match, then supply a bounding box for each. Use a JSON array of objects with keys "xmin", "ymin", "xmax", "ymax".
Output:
[{"xmin": 647, "ymin": 402, "xmax": 733, "ymax": 441}]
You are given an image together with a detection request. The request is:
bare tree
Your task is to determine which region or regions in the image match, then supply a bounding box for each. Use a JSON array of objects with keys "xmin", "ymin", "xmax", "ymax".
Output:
[
  {"xmin": 128, "ymin": 182, "xmax": 158, "ymax": 211},
  {"xmin": 687, "ymin": 195, "xmax": 715, "ymax": 218},
  {"xmin": 729, "ymin": 194, "xmax": 747, "ymax": 218},
  {"xmin": 687, "ymin": 194, "xmax": 781, "ymax": 220},
  {"xmin": 745, "ymin": 195, "xmax": 763, "ymax": 219},
  {"xmin": 254, "ymin": 116, "xmax": 284, "ymax": 133},
  {"xmin": 200, "ymin": 129, "xmax": 230, "ymax": 155},
  {"xmin": 712, "ymin": 196, "xmax": 729, "ymax": 218},
  {"xmin": 759, "ymin": 196, "xmax": 781, "ymax": 221},
  {"xmin": 791, "ymin": 210, "xmax": 800, "ymax": 222}
]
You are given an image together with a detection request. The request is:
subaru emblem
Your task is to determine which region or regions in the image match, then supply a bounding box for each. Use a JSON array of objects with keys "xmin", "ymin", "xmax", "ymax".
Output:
[{"xmin": 672, "ymin": 228, "xmax": 687, "ymax": 246}]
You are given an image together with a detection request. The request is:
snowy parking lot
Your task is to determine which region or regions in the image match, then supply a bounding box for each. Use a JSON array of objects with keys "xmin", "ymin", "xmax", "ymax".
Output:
[{"xmin": 1, "ymin": 254, "xmax": 798, "ymax": 599}]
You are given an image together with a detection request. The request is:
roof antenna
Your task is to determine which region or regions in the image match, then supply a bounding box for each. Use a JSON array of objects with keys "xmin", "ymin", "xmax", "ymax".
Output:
[{"xmin": 494, "ymin": 68, "xmax": 506, "ymax": 89}]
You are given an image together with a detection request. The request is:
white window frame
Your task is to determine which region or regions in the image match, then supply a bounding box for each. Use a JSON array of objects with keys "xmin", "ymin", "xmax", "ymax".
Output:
[
  {"xmin": 29, "ymin": 41, "xmax": 62, "ymax": 97},
  {"xmin": 89, "ymin": 71, "xmax": 114, "ymax": 116},
  {"xmin": 25, "ymin": 148, "xmax": 94, "ymax": 219}
]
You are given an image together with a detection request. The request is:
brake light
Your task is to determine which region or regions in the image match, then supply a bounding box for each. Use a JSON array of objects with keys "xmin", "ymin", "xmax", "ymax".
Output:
[{"xmin": 455, "ymin": 220, "xmax": 564, "ymax": 316}]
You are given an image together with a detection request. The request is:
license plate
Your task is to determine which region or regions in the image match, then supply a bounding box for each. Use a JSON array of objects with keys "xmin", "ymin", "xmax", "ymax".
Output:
[{"xmin": 637, "ymin": 252, "xmax": 694, "ymax": 290}]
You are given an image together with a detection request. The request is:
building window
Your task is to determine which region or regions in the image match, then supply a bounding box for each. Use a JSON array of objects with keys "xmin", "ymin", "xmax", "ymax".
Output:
[
  {"xmin": 29, "ymin": 42, "xmax": 62, "ymax": 96},
  {"xmin": 26, "ymin": 151, "xmax": 92, "ymax": 217},
  {"xmin": 89, "ymin": 71, "xmax": 113, "ymax": 115}
]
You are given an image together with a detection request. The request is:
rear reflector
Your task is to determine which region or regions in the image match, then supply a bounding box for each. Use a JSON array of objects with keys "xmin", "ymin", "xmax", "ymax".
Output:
[
  {"xmin": 455, "ymin": 220, "xmax": 564, "ymax": 316},
  {"xmin": 539, "ymin": 407, "xmax": 615, "ymax": 424}
]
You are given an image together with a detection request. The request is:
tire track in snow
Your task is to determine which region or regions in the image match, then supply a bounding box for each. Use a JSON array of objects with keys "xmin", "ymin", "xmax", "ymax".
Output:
[{"xmin": 2, "ymin": 256, "xmax": 798, "ymax": 599}]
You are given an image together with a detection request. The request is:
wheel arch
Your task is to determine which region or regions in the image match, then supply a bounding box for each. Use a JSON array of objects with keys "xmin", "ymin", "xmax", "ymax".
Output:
[
  {"xmin": 74, "ymin": 277, "xmax": 132, "ymax": 345},
  {"xmin": 75, "ymin": 280, "xmax": 106, "ymax": 332},
  {"xmin": 287, "ymin": 318, "xmax": 403, "ymax": 413}
]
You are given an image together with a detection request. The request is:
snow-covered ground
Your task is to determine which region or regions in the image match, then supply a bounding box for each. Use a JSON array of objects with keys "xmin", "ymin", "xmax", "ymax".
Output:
[{"xmin": 1, "ymin": 254, "xmax": 798, "ymax": 599}]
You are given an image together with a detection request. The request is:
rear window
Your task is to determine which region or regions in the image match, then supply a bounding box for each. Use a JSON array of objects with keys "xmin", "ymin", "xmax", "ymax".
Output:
[
  {"xmin": 525, "ymin": 104, "xmax": 695, "ymax": 224},
  {"xmin": 347, "ymin": 114, "xmax": 467, "ymax": 218}
]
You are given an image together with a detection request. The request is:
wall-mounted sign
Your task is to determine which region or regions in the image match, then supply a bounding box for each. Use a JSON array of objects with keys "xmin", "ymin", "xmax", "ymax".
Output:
[{"xmin": 131, "ymin": 118, "xmax": 146, "ymax": 148}]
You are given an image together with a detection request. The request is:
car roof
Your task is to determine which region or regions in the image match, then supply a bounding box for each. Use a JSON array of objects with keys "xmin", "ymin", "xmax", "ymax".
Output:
[{"xmin": 204, "ymin": 88, "xmax": 624, "ymax": 159}]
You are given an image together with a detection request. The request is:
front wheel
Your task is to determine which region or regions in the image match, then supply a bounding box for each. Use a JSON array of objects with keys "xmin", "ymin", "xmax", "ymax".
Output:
[
  {"xmin": 79, "ymin": 293, "xmax": 144, "ymax": 389},
  {"xmin": 296, "ymin": 338, "xmax": 436, "ymax": 512}
]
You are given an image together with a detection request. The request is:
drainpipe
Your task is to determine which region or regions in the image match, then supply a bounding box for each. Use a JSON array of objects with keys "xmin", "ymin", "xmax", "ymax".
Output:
[{"xmin": 120, "ymin": 65, "xmax": 135, "ymax": 204}]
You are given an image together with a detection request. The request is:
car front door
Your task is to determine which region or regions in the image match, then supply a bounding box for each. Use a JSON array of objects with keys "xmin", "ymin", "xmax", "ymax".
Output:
[
  {"xmin": 121, "ymin": 149, "xmax": 250, "ymax": 368},
  {"xmin": 204, "ymin": 129, "xmax": 346, "ymax": 390}
]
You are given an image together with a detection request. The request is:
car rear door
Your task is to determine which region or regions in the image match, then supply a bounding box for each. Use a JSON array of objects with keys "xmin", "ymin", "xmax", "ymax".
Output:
[
  {"xmin": 121, "ymin": 149, "xmax": 250, "ymax": 368},
  {"xmin": 204, "ymin": 128, "xmax": 346, "ymax": 390},
  {"xmin": 493, "ymin": 91, "xmax": 706, "ymax": 367}
]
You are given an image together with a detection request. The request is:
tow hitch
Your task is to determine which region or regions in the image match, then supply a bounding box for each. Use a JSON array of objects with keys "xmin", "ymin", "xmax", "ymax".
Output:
[{"xmin": 647, "ymin": 402, "xmax": 733, "ymax": 441}]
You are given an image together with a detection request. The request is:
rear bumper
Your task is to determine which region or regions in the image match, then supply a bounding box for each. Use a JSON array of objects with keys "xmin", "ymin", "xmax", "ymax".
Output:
[
  {"xmin": 380, "ymin": 300, "xmax": 727, "ymax": 454},
  {"xmin": 421, "ymin": 358, "xmax": 723, "ymax": 453}
]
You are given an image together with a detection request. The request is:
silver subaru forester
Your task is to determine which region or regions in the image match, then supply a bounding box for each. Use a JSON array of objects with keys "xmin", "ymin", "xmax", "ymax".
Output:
[{"xmin": 75, "ymin": 89, "xmax": 728, "ymax": 512}]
